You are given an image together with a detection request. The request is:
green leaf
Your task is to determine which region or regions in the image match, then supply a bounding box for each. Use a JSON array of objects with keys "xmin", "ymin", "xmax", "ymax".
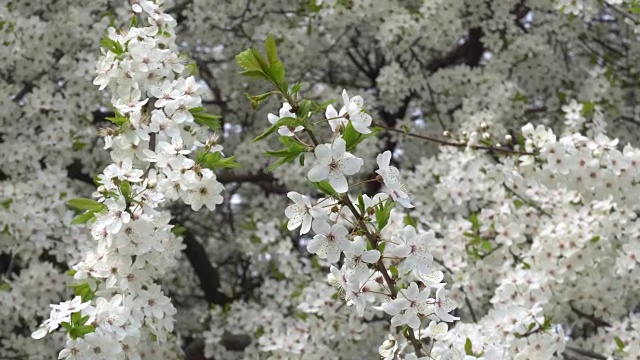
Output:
[
  {"xmin": 311, "ymin": 256, "xmax": 321, "ymax": 270},
  {"xmin": 239, "ymin": 69, "xmax": 271, "ymax": 80},
  {"xmin": 130, "ymin": 13, "xmax": 138, "ymax": 27},
  {"xmin": 93, "ymin": 175, "xmax": 103, "ymax": 186},
  {"xmin": 1, "ymin": 199, "xmax": 12, "ymax": 209},
  {"xmin": 296, "ymin": 99, "xmax": 313, "ymax": 119},
  {"xmin": 60, "ymin": 321, "xmax": 73, "ymax": 333},
  {"xmin": 357, "ymin": 193, "xmax": 366, "ymax": 214},
  {"xmin": 236, "ymin": 48, "xmax": 262, "ymax": 72},
  {"xmin": 264, "ymin": 136, "xmax": 308, "ymax": 171},
  {"xmin": 245, "ymin": 91, "xmax": 278, "ymax": 110},
  {"xmin": 120, "ymin": 180, "xmax": 131, "ymax": 199},
  {"xmin": 403, "ymin": 215, "xmax": 417, "ymax": 227},
  {"xmin": 72, "ymin": 139, "xmax": 87, "ymax": 151},
  {"xmin": 67, "ymin": 269, "xmax": 77, "ymax": 277},
  {"xmin": 0, "ymin": 283, "xmax": 11, "ymax": 292},
  {"xmin": 71, "ymin": 282, "xmax": 95, "ymax": 302},
  {"xmin": 291, "ymin": 82, "xmax": 303, "ymax": 95},
  {"xmin": 513, "ymin": 199, "xmax": 525, "ymax": 209},
  {"xmin": 100, "ymin": 36, "xmax": 125, "ymax": 55},
  {"xmin": 582, "ymin": 101, "xmax": 596, "ymax": 117},
  {"xmin": 265, "ymin": 34, "xmax": 278, "ymax": 65},
  {"xmin": 251, "ymin": 48, "xmax": 271, "ymax": 75},
  {"xmin": 375, "ymin": 200, "xmax": 395, "ymax": 231},
  {"xmin": 388, "ymin": 265, "xmax": 398, "ymax": 278},
  {"xmin": 197, "ymin": 151, "xmax": 241, "ymax": 170},
  {"xmin": 314, "ymin": 99, "xmax": 335, "ymax": 113},
  {"xmin": 542, "ymin": 315, "xmax": 554, "ymax": 330},
  {"xmin": 481, "ymin": 239, "xmax": 493, "ymax": 251},
  {"xmin": 71, "ymin": 312, "xmax": 81, "ymax": 325},
  {"xmin": 171, "ymin": 224, "xmax": 186, "ymax": 237},
  {"xmin": 269, "ymin": 60, "xmax": 285, "ymax": 84},
  {"xmin": 469, "ymin": 212, "xmax": 480, "ymax": 231},
  {"xmin": 71, "ymin": 210, "xmax": 99, "ymax": 225},
  {"xmin": 190, "ymin": 107, "xmax": 222, "ymax": 130},
  {"xmin": 341, "ymin": 121, "xmax": 382, "ymax": 151},
  {"xmin": 184, "ymin": 63, "xmax": 198, "ymax": 77},
  {"xmin": 253, "ymin": 116, "xmax": 303, "ymax": 142},
  {"xmin": 311, "ymin": 181, "xmax": 337, "ymax": 197},
  {"xmin": 614, "ymin": 336, "xmax": 625, "ymax": 352},
  {"xmin": 67, "ymin": 198, "xmax": 105, "ymax": 211},
  {"xmin": 71, "ymin": 325, "xmax": 95, "ymax": 338},
  {"xmin": 464, "ymin": 338, "xmax": 473, "ymax": 356}
]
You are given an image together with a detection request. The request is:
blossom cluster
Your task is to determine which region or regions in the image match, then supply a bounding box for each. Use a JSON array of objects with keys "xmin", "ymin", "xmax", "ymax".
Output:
[
  {"xmin": 31, "ymin": 1, "xmax": 226, "ymax": 358},
  {"xmin": 4, "ymin": 0, "xmax": 640, "ymax": 359},
  {"xmin": 266, "ymin": 89, "xmax": 461, "ymax": 358}
]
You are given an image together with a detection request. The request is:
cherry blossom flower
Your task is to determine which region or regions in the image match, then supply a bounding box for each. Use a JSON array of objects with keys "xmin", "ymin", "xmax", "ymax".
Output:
[
  {"xmin": 376, "ymin": 151, "xmax": 414, "ymax": 208},
  {"xmin": 325, "ymin": 90, "xmax": 372, "ymax": 134},
  {"xmin": 307, "ymin": 221, "xmax": 350, "ymax": 263},
  {"xmin": 96, "ymin": 197, "xmax": 131, "ymax": 234},
  {"xmin": 433, "ymin": 284, "xmax": 459, "ymax": 322},
  {"xmin": 387, "ymin": 226, "xmax": 434, "ymax": 275},
  {"xmin": 284, "ymin": 191, "xmax": 314, "ymax": 234},
  {"xmin": 183, "ymin": 173, "xmax": 224, "ymax": 211},
  {"xmin": 307, "ymin": 137, "xmax": 363, "ymax": 193},
  {"xmin": 381, "ymin": 282, "xmax": 430, "ymax": 330},
  {"xmin": 268, "ymin": 102, "xmax": 303, "ymax": 136}
]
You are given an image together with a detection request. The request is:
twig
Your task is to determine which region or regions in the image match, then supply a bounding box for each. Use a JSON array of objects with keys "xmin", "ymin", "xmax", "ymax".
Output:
[{"xmin": 375, "ymin": 123, "xmax": 537, "ymax": 156}]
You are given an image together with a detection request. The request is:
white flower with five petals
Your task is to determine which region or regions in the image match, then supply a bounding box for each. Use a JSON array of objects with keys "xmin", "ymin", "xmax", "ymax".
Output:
[
  {"xmin": 307, "ymin": 138, "xmax": 363, "ymax": 193},
  {"xmin": 307, "ymin": 221, "xmax": 350, "ymax": 263}
]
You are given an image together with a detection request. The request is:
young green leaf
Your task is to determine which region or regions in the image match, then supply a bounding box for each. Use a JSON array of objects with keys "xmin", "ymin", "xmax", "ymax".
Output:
[
  {"xmin": 464, "ymin": 338, "xmax": 474, "ymax": 356},
  {"xmin": 375, "ymin": 200, "xmax": 395, "ymax": 231},
  {"xmin": 253, "ymin": 117, "xmax": 303, "ymax": 142},
  {"xmin": 190, "ymin": 107, "xmax": 221, "ymax": 130},
  {"xmin": 265, "ymin": 34, "xmax": 278, "ymax": 65},
  {"xmin": 342, "ymin": 121, "xmax": 380, "ymax": 151},
  {"xmin": 236, "ymin": 48, "xmax": 262, "ymax": 72},
  {"xmin": 70, "ymin": 209, "xmax": 99, "ymax": 225},
  {"xmin": 310, "ymin": 181, "xmax": 337, "ymax": 196},
  {"xmin": 67, "ymin": 198, "xmax": 105, "ymax": 211},
  {"xmin": 264, "ymin": 137, "xmax": 307, "ymax": 171},
  {"xmin": 120, "ymin": 180, "xmax": 131, "ymax": 199},
  {"xmin": 198, "ymin": 151, "xmax": 241, "ymax": 170}
]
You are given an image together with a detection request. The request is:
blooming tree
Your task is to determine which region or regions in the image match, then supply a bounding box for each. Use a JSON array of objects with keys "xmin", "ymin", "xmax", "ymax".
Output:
[{"xmin": 2, "ymin": 0, "xmax": 640, "ymax": 359}]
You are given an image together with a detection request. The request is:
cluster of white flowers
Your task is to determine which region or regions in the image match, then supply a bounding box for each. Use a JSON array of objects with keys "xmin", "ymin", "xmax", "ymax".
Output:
[
  {"xmin": 275, "ymin": 89, "xmax": 460, "ymax": 358},
  {"xmin": 4, "ymin": 0, "xmax": 640, "ymax": 359},
  {"xmin": 400, "ymin": 119, "xmax": 640, "ymax": 358},
  {"xmin": 30, "ymin": 1, "xmax": 226, "ymax": 358}
]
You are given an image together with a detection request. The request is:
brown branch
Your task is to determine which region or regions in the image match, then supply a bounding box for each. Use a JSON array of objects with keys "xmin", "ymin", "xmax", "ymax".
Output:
[
  {"xmin": 182, "ymin": 229, "xmax": 231, "ymax": 306},
  {"xmin": 340, "ymin": 195, "xmax": 424, "ymax": 357},
  {"xmin": 217, "ymin": 171, "xmax": 288, "ymax": 194},
  {"xmin": 374, "ymin": 123, "xmax": 537, "ymax": 156},
  {"xmin": 427, "ymin": 27, "xmax": 484, "ymax": 72},
  {"xmin": 569, "ymin": 302, "xmax": 612, "ymax": 328},
  {"xmin": 564, "ymin": 346, "xmax": 608, "ymax": 360}
]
